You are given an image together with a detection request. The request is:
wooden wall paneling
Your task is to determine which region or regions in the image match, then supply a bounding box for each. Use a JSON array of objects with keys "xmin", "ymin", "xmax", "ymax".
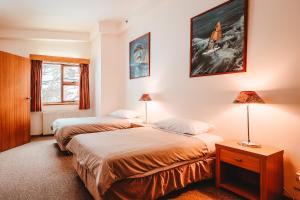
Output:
[
  {"xmin": 14, "ymin": 55, "xmax": 30, "ymax": 146},
  {"xmin": 0, "ymin": 52, "xmax": 14, "ymax": 151},
  {"xmin": 21, "ymin": 57, "xmax": 31, "ymax": 144},
  {"xmin": 0, "ymin": 51, "xmax": 30, "ymax": 152},
  {"xmin": 0, "ymin": 52, "xmax": 4, "ymax": 151},
  {"xmin": 14, "ymin": 56, "xmax": 22, "ymax": 146},
  {"xmin": 0, "ymin": 52, "xmax": 3, "ymax": 151}
]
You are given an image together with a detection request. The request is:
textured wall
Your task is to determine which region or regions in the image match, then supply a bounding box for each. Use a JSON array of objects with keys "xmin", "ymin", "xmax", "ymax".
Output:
[{"xmin": 119, "ymin": 0, "xmax": 300, "ymax": 198}]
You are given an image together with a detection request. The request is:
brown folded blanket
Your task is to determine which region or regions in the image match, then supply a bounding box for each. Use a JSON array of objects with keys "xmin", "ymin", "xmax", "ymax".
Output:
[{"xmin": 55, "ymin": 122, "xmax": 135, "ymax": 151}]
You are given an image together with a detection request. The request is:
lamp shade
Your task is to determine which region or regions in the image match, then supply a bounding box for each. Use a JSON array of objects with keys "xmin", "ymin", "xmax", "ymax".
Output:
[
  {"xmin": 233, "ymin": 91, "xmax": 265, "ymax": 104},
  {"xmin": 139, "ymin": 94, "xmax": 152, "ymax": 101}
]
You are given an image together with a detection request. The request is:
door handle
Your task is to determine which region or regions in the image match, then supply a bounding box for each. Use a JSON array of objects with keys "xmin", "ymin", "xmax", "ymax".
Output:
[
  {"xmin": 26, "ymin": 97, "xmax": 31, "ymax": 100},
  {"xmin": 234, "ymin": 158, "xmax": 242, "ymax": 162}
]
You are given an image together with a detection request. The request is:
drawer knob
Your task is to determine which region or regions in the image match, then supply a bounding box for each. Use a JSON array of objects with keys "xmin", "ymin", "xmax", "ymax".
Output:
[{"xmin": 234, "ymin": 158, "xmax": 242, "ymax": 162}]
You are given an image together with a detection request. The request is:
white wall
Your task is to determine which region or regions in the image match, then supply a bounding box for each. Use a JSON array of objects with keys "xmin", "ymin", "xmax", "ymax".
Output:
[
  {"xmin": 100, "ymin": 33, "xmax": 125, "ymax": 115},
  {"xmin": 90, "ymin": 21, "xmax": 125, "ymax": 116},
  {"xmin": 90, "ymin": 32, "xmax": 102, "ymax": 117},
  {"xmin": 0, "ymin": 38, "xmax": 90, "ymax": 58},
  {"xmin": 0, "ymin": 38, "xmax": 93, "ymax": 135},
  {"xmin": 119, "ymin": 0, "xmax": 300, "ymax": 198}
]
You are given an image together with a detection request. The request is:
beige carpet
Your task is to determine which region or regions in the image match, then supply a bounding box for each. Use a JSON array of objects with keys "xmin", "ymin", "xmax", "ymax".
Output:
[{"xmin": 0, "ymin": 136, "xmax": 243, "ymax": 200}]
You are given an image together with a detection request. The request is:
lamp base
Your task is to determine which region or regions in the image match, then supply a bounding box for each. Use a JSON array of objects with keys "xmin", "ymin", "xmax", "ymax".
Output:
[{"xmin": 238, "ymin": 141, "xmax": 261, "ymax": 148}]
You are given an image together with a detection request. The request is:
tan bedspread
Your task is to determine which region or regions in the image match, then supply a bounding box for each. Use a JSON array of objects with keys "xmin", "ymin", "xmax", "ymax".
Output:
[
  {"xmin": 66, "ymin": 127, "xmax": 209, "ymax": 196},
  {"xmin": 55, "ymin": 120, "xmax": 133, "ymax": 151}
]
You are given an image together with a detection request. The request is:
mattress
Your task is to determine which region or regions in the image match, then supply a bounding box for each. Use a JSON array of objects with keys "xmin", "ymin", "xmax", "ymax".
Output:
[{"xmin": 67, "ymin": 127, "xmax": 223, "ymax": 198}]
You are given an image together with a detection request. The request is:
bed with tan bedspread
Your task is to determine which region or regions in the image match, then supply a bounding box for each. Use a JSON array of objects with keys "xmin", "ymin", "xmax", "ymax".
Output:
[{"xmin": 67, "ymin": 127, "xmax": 219, "ymax": 199}]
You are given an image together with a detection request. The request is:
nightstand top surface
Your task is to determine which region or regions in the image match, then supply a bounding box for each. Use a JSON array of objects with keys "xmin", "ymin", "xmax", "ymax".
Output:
[{"xmin": 216, "ymin": 140, "xmax": 283, "ymax": 156}]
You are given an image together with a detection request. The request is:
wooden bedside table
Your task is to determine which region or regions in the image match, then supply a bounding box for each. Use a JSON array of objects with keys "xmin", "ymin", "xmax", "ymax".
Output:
[{"xmin": 215, "ymin": 141, "xmax": 283, "ymax": 200}]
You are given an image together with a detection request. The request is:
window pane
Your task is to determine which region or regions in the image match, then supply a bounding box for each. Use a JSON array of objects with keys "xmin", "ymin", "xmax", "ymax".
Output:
[
  {"xmin": 63, "ymin": 85, "xmax": 79, "ymax": 101},
  {"xmin": 63, "ymin": 66, "xmax": 80, "ymax": 82},
  {"xmin": 42, "ymin": 63, "xmax": 61, "ymax": 103}
]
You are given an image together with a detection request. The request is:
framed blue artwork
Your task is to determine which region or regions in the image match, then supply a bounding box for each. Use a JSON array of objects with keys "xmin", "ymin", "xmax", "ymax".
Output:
[{"xmin": 129, "ymin": 32, "xmax": 150, "ymax": 79}]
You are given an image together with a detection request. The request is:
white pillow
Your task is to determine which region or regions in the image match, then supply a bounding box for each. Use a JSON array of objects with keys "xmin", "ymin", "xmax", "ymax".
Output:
[
  {"xmin": 109, "ymin": 109, "xmax": 140, "ymax": 119},
  {"xmin": 153, "ymin": 118, "xmax": 214, "ymax": 135}
]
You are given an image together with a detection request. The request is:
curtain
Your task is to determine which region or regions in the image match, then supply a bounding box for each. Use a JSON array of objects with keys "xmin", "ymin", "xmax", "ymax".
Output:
[
  {"xmin": 30, "ymin": 60, "xmax": 42, "ymax": 112},
  {"xmin": 79, "ymin": 63, "xmax": 90, "ymax": 110}
]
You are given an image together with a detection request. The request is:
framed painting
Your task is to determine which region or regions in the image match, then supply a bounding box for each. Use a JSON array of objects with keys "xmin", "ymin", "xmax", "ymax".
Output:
[
  {"xmin": 129, "ymin": 32, "xmax": 150, "ymax": 79},
  {"xmin": 190, "ymin": 0, "xmax": 248, "ymax": 77}
]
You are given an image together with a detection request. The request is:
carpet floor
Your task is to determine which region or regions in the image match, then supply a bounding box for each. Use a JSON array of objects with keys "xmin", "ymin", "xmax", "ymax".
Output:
[{"xmin": 0, "ymin": 136, "xmax": 243, "ymax": 200}]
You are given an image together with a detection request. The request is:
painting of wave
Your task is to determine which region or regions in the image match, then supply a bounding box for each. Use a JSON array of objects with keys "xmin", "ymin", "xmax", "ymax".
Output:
[
  {"xmin": 190, "ymin": 0, "xmax": 247, "ymax": 77},
  {"xmin": 130, "ymin": 33, "xmax": 150, "ymax": 79}
]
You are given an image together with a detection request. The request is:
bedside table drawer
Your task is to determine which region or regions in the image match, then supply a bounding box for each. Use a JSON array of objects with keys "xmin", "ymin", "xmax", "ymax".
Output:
[{"xmin": 220, "ymin": 149, "xmax": 260, "ymax": 173}]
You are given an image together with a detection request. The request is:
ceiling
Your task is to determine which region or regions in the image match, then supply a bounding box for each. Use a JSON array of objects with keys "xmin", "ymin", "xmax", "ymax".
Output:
[{"xmin": 0, "ymin": 0, "xmax": 160, "ymax": 32}]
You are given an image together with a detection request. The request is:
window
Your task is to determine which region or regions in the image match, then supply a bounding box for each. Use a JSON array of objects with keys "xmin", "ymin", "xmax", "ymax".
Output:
[{"xmin": 42, "ymin": 63, "xmax": 80, "ymax": 104}]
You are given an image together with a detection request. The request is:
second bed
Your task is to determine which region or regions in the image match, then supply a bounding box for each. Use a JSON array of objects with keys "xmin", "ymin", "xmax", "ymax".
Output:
[{"xmin": 53, "ymin": 111, "xmax": 142, "ymax": 151}]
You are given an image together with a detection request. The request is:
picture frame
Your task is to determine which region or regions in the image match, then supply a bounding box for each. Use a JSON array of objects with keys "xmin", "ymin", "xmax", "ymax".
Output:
[
  {"xmin": 190, "ymin": 0, "xmax": 248, "ymax": 77},
  {"xmin": 129, "ymin": 32, "xmax": 151, "ymax": 79}
]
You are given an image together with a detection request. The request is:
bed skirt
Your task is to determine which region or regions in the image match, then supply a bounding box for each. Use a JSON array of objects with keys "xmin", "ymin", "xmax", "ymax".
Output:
[{"xmin": 72, "ymin": 156, "xmax": 215, "ymax": 200}]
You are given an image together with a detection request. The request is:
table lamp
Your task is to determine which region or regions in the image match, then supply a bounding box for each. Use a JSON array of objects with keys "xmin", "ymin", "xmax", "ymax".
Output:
[
  {"xmin": 233, "ymin": 91, "xmax": 265, "ymax": 148},
  {"xmin": 139, "ymin": 94, "xmax": 152, "ymax": 123}
]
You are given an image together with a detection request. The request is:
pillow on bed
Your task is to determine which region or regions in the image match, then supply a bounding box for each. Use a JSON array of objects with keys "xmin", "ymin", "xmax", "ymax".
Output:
[
  {"xmin": 153, "ymin": 118, "xmax": 214, "ymax": 135},
  {"xmin": 109, "ymin": 109, "xmax": 140, "ymax": 119}
]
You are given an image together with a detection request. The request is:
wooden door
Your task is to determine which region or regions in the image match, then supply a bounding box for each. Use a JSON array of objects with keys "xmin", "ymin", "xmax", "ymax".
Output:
[{"xmin": 0, "ymin": 51, "xmax": 30, "ymax": 152}]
